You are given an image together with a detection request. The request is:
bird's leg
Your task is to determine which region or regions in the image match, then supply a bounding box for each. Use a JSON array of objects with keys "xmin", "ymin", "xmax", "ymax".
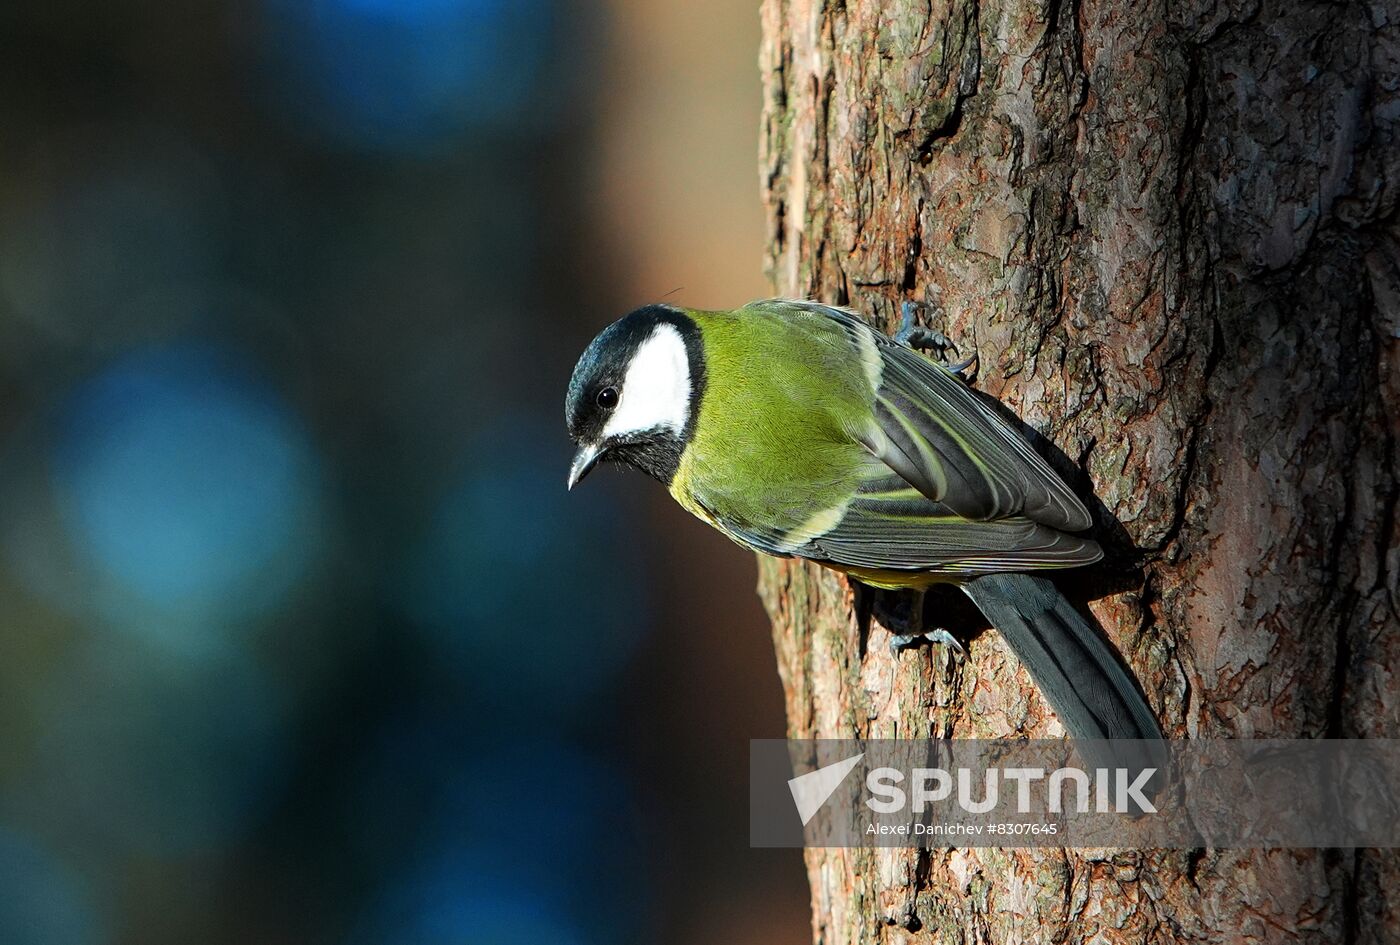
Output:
[
  {"xmin": 876, "ymin": 587, "xmax": 968, "ymax": 660},
  {"xmin": 896, "ymin": 300, "xmax": 978, "ymax": 379},
  {"xmin": 895, "ymin": 301, "xmax": 952, "ymax": 351}
]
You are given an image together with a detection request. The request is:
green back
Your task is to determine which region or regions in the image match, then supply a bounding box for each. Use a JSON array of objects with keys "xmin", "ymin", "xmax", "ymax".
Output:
[
  {"xmin": 667, "ymin": 299, "xmax": 1100, "ymax": 579},
  {"xmin": 671, "ymin": 302, "xmax": 880, "ymax": 549}
]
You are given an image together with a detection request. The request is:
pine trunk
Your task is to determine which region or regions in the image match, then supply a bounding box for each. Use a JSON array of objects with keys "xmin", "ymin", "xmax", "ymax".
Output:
[{"xmin": 756, "ymin": 0, "xmax": 1399, "ymax": 940}]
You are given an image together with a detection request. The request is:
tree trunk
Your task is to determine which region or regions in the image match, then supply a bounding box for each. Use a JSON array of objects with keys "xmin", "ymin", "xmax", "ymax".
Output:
[{"xmin": 756, "ymin": 0, "xmax": 1399, "ymax": 940}]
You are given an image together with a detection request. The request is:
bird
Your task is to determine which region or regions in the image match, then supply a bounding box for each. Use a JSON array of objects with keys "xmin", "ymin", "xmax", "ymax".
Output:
[{"xmin": 565, "ymin": 297, "xmax": 1163, "ymax": 753}]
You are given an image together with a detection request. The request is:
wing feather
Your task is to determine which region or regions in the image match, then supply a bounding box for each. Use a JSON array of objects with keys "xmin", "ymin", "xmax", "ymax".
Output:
[
  {"xmin": 798, "ymin": 480, "xmax": 1102, "ymax": 576},
  {"xmin": 871, "ymin": 341, "xmax": 1093, "ymax": 532},
  {"xmin": 692, "ymin": 299, "xmax": 1101, "ymax": 577},
  {"xmin": 754, "ymin": 299, "xmax": 1094, "ymax": 533}
]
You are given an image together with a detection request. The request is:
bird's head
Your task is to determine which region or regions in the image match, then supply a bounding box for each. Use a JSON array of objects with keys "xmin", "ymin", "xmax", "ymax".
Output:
[{"xmin": 565, "ymin": 304, "xmax": 706, "ymax": 490}]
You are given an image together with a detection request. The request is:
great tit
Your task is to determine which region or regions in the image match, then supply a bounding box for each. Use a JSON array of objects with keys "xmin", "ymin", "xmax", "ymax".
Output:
[{"xmin": 565, "ymin": 298, "xmax": 1162, "ymax": 750}]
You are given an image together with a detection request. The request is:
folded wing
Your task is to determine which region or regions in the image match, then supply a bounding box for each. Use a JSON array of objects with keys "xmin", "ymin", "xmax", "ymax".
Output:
[
  {"xmin": 752, "ymin": 301, "xmax": 1100, "ymax": 576},
  {"xmin": 862, "ymin": 339, "xmax": 1093, "ymax": 532},
  {"xmin": 800, "ymin": 472, "xmax": 1102, "ymax": 577}
]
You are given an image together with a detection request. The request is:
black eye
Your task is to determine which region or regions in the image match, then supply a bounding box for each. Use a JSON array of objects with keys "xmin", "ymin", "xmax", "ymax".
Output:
[{"xmin": 596, "ymin": 386, "xmax": 619, "ymax": 409}]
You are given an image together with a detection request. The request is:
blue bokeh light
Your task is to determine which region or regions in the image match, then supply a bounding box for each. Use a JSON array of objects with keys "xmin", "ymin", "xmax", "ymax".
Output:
[
  {"xmin": 262, "ymin": 0, "xmax": 556, "ymax": 154},
  {"xmin": 52, "ymin": 345, "xmax": 322, "ymax": 635},
  {"xmin": 351, "ymin": 859, "xmax": 586, "ymax": 945},
  {"xmin": 0, "ymin": 829, "xmax": 104, "ymax": 945},
  {"xmin": 345, "ymin": 736, "xmax": 646, "ymax": 945},
  {"xmin": 400, "ymin": 420, "xmax": 648, "ymax": 714}
]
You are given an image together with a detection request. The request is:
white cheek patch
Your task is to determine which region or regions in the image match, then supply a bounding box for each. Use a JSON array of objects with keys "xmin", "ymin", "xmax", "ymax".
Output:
[{"xmin": 602, "ymin": 323, "xmax": 692, "ymax": 439}]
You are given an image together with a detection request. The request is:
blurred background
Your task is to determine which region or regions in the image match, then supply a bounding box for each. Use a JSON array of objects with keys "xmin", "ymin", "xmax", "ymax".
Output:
[{"xmin": 0, "ymin": 1, "xmax": 811, "ymax": 942}]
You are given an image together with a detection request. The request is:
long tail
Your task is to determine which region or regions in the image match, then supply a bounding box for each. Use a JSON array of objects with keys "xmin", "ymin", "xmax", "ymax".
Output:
[{"xmin": 962, "ymin": 573, "xmax": 1162, "ymax": 745}]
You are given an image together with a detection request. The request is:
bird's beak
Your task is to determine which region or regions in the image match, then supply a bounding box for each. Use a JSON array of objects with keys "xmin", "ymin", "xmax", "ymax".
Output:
[{"xmin": 567, "ymin": 442, "xmax": 604, "ymax": 490}]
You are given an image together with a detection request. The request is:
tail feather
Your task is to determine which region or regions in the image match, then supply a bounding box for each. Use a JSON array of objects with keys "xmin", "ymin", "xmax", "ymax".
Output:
[{"xmin": 962, "ymin": 572, "xmax": 1162, "ymax": 745}]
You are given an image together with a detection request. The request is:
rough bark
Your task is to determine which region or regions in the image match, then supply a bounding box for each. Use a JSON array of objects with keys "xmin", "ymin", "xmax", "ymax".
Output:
[{"xmin": 756, "ymin": 0, "xmax": 1399, "ymax": 941}]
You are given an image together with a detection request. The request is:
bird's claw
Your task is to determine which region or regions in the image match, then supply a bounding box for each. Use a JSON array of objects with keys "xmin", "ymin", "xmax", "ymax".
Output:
[
  {"xmin": 923, "ymin": 628, "xmax": 967, "ymax": 658},
  {"xmin": 888, "ymin": 628, "xmax": 967, "ymax": 661},
  {"xmin": 895, "ymin": 301, "xmax": 951, "ymax": 350},
  {"xmin": 896, "ymin": 301, "xmax": 976, "ymax": 378},
  {"xmin": 943, "ymin": 351, "xmax": 979, "ymax": 377}
]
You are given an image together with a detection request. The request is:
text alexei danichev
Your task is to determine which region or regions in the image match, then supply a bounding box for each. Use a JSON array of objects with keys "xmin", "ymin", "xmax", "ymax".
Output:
[{"xmin": 866, "ymin": 822, "xmax": 1061, "ymax": 836}]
